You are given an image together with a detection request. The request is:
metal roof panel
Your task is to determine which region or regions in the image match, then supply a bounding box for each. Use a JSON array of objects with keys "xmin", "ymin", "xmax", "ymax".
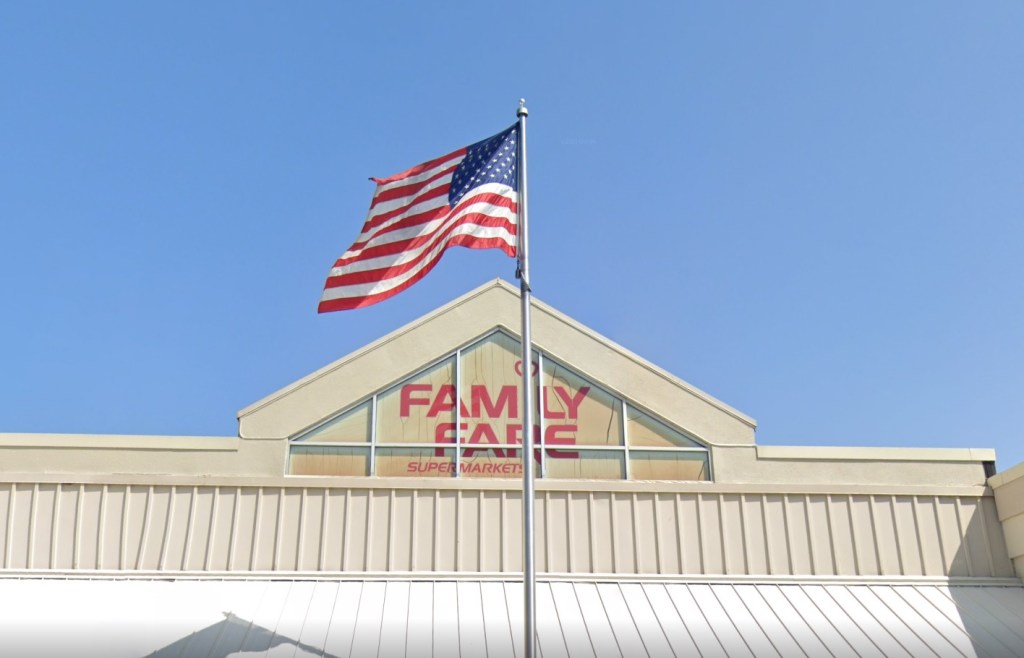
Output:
[{"xmin": 0, "ymin": 578, "xmax": 1021, "ymax": 657}]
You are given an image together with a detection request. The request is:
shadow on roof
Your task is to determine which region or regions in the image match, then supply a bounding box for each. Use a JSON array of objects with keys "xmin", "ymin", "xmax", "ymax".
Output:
[{"xmin": 145, "ymin": 611, "xmax": 341, "ymax": 658}]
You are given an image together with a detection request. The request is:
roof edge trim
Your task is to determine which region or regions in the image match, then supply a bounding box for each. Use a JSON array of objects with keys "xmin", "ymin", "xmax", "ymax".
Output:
[
  {"xmin": 988, "ymin": 458, "xmax": 1024, "ymax": 487},
  {"xmin": 0, "ymin": 433, "xmax": 239, "ymax": 452},
  {"xmin": 0, "ymin": 472, "xmax": 992, "ymax": 497},
  {"xmin": 0, "ymin": 570, "xmax": 1017, "ymax": 587},
  {"xmin": 758, "ymin": 445, "xmax": 996, "ymax": 463}
]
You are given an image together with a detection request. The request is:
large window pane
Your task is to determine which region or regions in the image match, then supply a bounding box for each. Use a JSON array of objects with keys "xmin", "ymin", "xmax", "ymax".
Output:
[
  {"xmin": 544, "ymin": 449, "xmax": 624, "ymax": 480},
  {"xmin": 289, "ymin": 446, "xmax": 369, "ymax": 476},
  {"xmin": 625, "ymin": 407, "xmax": 705, "ymax": 449},
  {"xmin": 542, "ymin": 360, "xmax": 622, "ymax": 447},
  {"xmin": 459, "ymin": 332, "xmax": 537, "ymax": 455},
  {"xmin": 628, "ymin": 451, "xmax": 710, "ymax": 480},
  {"xmin": 294, "ymin": 401, "xmax": 371, "ymax": 443},
  {"xmin": 287, "ymin": 329, "xmax": 713, "ymax": 482},
  {"xmin": 375, "ymin": 448, "xmax": 456, "ymax": 478},
  {"xmin": 375, "ymin": 357, "xmax": 456, "ymax": 445}
]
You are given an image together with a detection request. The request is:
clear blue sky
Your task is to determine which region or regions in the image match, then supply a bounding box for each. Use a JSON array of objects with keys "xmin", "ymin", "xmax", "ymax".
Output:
[{"xmin": 2, "ymin": 3, "xmax": 1022, "ymax": 470}]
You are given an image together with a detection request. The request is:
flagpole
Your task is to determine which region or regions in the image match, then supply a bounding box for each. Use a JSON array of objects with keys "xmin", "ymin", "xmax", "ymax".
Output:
[{"xmin": 515, "ymin": 98, "xmax": 536, "ymax": 658}]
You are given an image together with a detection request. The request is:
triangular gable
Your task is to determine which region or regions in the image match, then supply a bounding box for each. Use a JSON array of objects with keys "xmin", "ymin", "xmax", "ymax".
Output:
[
  {"xmin": 289, "ymin": 327, "xmax": 717, "ymax": 480},
  {"xmin": 238, "ymin": 279, "xmax": 755, "ymax": 454}
]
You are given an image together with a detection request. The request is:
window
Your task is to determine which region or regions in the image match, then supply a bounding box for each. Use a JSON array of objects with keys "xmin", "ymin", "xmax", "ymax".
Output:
[{"xmin": 289, "ymin": 330, "xmax": 711, "ymax": 480}]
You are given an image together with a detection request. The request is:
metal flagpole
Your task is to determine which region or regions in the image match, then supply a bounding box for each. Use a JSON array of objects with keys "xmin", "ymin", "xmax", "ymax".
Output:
[{"xmin": 515, "ymin": 98, "xmax": 536, "ymax": 658}]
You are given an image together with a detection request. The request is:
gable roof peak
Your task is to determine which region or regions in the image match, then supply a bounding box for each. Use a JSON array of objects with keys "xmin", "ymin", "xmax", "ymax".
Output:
[{"xmin": 238, "ymin": 280, "xmax": 756, "ymax": 445}]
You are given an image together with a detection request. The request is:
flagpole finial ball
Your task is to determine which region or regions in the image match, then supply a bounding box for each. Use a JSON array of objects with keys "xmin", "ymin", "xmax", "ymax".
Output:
[{"xmin": 517, "ymin": 99, "xmax": 528, "ymax": 117}]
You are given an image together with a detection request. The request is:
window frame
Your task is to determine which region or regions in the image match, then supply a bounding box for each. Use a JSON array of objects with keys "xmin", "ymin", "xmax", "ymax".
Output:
[{"xmin": 288, "ymin": 329, "xmax": 713, "ymax": 481}]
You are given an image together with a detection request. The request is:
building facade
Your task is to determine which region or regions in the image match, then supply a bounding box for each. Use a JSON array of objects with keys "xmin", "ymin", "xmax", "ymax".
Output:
[{"xmin": 1, "ymin": 279, "xmax": 1022, "ymax": 656}]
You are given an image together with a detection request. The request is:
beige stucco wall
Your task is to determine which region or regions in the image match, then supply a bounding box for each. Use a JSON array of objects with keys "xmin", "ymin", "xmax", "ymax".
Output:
[
  {"xmin": 0, "ymin": 434, "xmax": 994, "ymax": 488},
  {"xmin": 0, "ymin": 433, "xmax": 283, "ymax": 478},
  {"xmin": 714, "ymin": 445, "xmax": 995, "ymax": 487},
  {"xmin": 990, "ymin": 461, "xmax": 1024, "ymax": 579}
]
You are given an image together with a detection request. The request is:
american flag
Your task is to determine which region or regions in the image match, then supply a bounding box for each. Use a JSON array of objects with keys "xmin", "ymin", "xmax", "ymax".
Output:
[{"xmin": 318, "ymin": 125, "xmax": 519, "ymax": 312}]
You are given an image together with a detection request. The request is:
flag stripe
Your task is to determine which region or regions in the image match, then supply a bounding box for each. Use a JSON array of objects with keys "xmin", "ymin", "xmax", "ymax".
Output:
[
  {"xmin": 319, "ymin": 225, "xmax": 515, "ymax": 307},
  {"xmin": 319, "ymin": 126, "xmax": 517, "ymax": 312},
  {"xmin": 335, "ymin": 192, "xmax": 516, "ymax": 265},
  {"xmin": 318, "ymin": 234, "xmax": 516, "ymax": 312},
  {"xmin": 362, "ymin": 183, "xmax": 452, "ymax": 233},
  {"xmin": 325, "ymin": 206, "xmax": 516, "ymax": 282},
  {"xmin": 371, "ymin": 147, "xmax": 466, "ymax": 189},
  {"xmin": 368, "ymin": 163, "xmax": 459, "ymax": 209},
  {"xmin": 323, "ymin": 221, "xmax": 516, "ymax": 288},
  {"xmin": 349, "ymin": 195, "xmax": 452, "ymax": 251},
  {"xmin": 325, "ymin": 191, "xmax": 516, "ymax": 281},
  {"xmin": 330, "ymin": 214, "xmax": 515, "ymax": 280}
]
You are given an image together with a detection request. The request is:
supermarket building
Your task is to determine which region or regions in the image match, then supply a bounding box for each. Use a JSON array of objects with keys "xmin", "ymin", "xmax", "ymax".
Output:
[{"xmin": 1, "ymin": 279, "xmax": 1023, "ymax": 656}]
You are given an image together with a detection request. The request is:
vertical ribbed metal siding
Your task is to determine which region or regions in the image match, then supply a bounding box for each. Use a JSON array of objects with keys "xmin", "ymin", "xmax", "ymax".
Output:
[{"xmin": 0, "ymin": 483, "xmax": 1014, "ymax": 577}]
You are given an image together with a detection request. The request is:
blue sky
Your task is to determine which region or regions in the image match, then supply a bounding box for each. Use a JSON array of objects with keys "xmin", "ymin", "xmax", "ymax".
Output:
[{"xmin": 2, "ymin": 2, "xmax": 1022, "ymax": 470}]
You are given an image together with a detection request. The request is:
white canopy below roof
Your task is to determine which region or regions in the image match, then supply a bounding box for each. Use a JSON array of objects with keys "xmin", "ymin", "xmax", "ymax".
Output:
[{"xmin": 1, "ymin": 577, "xmax": 1022, "ymax": 657}]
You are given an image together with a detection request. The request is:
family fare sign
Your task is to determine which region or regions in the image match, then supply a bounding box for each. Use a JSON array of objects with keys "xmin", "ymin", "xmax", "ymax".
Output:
[{"xmin": 397, "ymin": 362, "xmax": 591, "ymax": 475}]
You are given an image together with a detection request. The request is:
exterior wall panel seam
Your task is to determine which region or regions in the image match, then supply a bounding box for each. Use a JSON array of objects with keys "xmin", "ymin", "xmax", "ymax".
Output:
[
  {"xmin": 800, "ymin": 495, "xmax": 814, "ymax": 577},
  {"xmin": 386, "ymin": 489, "xmax": 394, "ymax": 572},
  {"xmin": 117, "ymin": 485, "xmax": 129, "ymax": 571},
  {"xmin": 717, "ymin": 495, "xmax": 727, "ymax": 575},
  {"xmin": 738, "ymin": 494, "xmax": 748, "ymax": 576},
  {"xmin": 228, "ymin": 487, "xmax": 240, "ymax": 571},
  {"xmin": 273, "ymin": 488, "xmax": 285, "ymax": 571},
  {"xmin": 205, "ymin": 488, "xmax": 218, "ymax": 571},
  {"xmin": 889, "ymin": 496, "xmax": 906, "ymax": 576},
  {"xmin": 674, "ymin": 494, "xmax": 685, "ymax": 576},
  {"xmin": 695, "ymin": 493, "xmax": 705, "ymax": 574},
  {"xmin": 567, "ymin": 493, "xmax": 576, "ymax": 574},
  {"xmin": 27, "ymin": 484, "xmax": 38, "ymax": 570},
  {"xmin": 49, "ymin": 486, "xmax": 60, "ymax": 570},
  {"xmin": 782, "ymin": 494, "xmax": 793, "ymax": 575},
  {"xmin": 823, "ymin": 494, "xmax": 837, "ymax": 576},
  {"xmin": 141, "ymin": 486, "xmax": 156, "ymax": 570},
  {"xmin": 845, "ymin": 497, "xmax": 860, "ymax": 577},
  {"xmin": 431, "ymin": 490, "xmax": 438, "ymax": 572},
  {"xmin": 955, "ymin": 498, "xmax": 976, "ymax": 579},
  {"xmin": 631, "ymin": 493, "xmax": 640, "ymax": 574},
  {"xmin": 867, "ymin": 495, "xmax": 881, "ymax": 576}
]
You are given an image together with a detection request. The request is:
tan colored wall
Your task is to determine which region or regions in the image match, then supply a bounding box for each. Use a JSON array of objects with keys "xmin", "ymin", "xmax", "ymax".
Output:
[
  {"xmin": 990, "ymin": 461, "xmax": 1024, "ymax": 579},
  {"xmin": 715, "ymin": 445, "xmax": 995, "ymax": 487},
  {"xmin": 0, "ymin": 434, "xmax": 283, "ymax": 478},
  {"xmin": 0, "ymin": 434, "xmax": 995, "ymax": 490},
  {"xmin": 0, "ymin": 475, "xmax": 1011, "ymax": 578}
]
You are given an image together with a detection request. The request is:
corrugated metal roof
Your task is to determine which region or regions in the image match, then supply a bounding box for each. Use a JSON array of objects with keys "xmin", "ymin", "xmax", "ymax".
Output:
[{"xmin": 0, "ymin": 578, "xmax": 1022, "ymax": 657}]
